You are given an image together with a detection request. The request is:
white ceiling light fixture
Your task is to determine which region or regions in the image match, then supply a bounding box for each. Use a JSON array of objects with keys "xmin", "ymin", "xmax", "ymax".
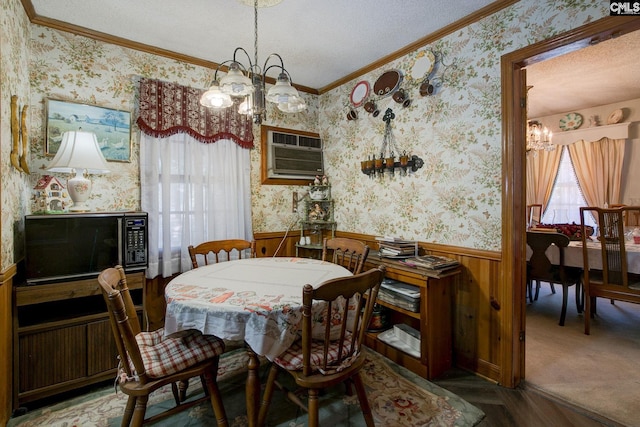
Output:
[{"xmin": 200, "ymin": 0, "xmax": 306, "ymax": 123}]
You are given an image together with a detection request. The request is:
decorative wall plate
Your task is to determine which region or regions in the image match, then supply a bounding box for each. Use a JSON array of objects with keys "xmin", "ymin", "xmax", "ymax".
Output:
[
  {"xmin": 350, "ymin": 80, "xmax": 370, "ymax": 108},
  {"xmin": 409, "ymin": 50, "xmax": 436, "ymax": 81},
  {"xmin": 607, "ymin": 108, "xmax": 623, "ymax": 125},
  {"xmin": 559, "ymin": 112, "xmax": 583, "ymax": 131},
  {"xmin": 373, "ymin": 70, "xmax": 403, "ymax": 97}
]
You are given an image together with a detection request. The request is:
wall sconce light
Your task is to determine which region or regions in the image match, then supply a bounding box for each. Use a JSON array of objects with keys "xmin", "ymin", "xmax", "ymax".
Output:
[{"xmin": 360, "ymin": 108, "xmax": 423, "ymax": 178}]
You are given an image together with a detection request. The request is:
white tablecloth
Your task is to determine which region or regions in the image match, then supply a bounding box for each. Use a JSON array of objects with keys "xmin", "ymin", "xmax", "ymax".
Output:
[
  {"xmin": 164, "ymin": 257, "xmax": 351, "ymax": 360},
  {"xmin": 529, "ymin": 240, "xmax": 640, "ymax": 274}
]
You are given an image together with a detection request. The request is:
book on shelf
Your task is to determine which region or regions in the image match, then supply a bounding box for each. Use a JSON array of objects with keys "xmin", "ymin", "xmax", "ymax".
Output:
[
  {"xmin": 376, "ymin": 237, "xmax": 418, "ymax": 258},
  {"xmin": 406, "ymin": 255, "xmax": 460, "ymax": 271}
]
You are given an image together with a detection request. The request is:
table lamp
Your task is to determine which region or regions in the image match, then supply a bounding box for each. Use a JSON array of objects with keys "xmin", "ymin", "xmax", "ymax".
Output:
[{"xmin": 47, "ymin": 130, "xmax": 110, "ymax": 212}]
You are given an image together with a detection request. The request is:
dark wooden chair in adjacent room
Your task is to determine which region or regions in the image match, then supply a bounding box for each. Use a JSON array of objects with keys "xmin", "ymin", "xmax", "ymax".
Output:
[
  {"xmin": 98, "ymin": 265, "xmax": 229, "ymax": 427},
  {"xmin": 526, "ymin": 231, "xmax": 583, "ymax": 326},
  {"xmin": 188, "ymin": 239, "xmax": 256, "ymax": 268},
  {"xmin": 257, "ymin": 266, "xmax": 386, "ymax": 427},
  {"xmin": 580, "ymin": 206, "xmax": 640, "ymax": 334},
  {"xmin": 321, "ymin": 237, "xmax": 370, "ymax": 274}
]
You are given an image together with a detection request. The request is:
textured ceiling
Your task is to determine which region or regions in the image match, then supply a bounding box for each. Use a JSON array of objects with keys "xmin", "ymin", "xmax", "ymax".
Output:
[
  {"xmin": 28, "ymin": 0, "xmax": 497, "ymax": 91},
  {"xmin": 526, "ymin": 30, "xmax": 640, "ymax": 118}
]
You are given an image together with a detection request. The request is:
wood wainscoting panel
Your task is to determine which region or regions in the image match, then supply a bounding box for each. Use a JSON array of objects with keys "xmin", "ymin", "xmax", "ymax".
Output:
[
  {"xmin": 0, "ymin": 265, "xmax": 16, "ymax": 424},
  {"xmin": 337, "ymin": 231, "xmax": 503, "ymax": 384}
]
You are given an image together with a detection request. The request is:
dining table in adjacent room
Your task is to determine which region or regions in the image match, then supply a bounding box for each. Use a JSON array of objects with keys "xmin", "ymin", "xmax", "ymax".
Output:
[
  {"xmin": 536, "ymin": 238, "xmax": 640, "ymax": 274},
  {"xmin": 163, "ymin": 257, "xmax": 353, "ymax": 427}
]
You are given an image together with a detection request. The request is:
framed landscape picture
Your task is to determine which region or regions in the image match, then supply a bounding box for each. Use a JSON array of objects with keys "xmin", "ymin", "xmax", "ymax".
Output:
[{"xmin": 46, "ymin": 98, "xmax": 132, "ymax": 162}]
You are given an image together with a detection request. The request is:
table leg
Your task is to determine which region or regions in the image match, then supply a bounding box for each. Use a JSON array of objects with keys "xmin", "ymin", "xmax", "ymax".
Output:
[{"xmin": 246, "ymin": 346, "xmax": 261, "ymax": 427}]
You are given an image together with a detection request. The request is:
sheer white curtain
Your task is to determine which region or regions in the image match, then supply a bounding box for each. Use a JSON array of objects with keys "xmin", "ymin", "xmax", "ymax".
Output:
[{"xmin": 140, "ymin": 132, "xmax": 252, "ymax": 278}]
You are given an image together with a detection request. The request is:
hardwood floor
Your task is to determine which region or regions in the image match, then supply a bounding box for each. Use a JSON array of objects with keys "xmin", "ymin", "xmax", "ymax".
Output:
[{"xmin": 433, "ymin": 368, "xmax": 624, "ymax": 427}]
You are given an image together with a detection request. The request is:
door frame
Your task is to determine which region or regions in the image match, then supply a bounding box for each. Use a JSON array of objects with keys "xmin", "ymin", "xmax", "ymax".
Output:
[{"xmin": 501, "ymin": 16, "xmax": 640, "ymax": 388}]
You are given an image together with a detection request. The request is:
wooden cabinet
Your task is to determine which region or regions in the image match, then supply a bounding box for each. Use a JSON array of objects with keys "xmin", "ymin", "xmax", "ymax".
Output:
[
  {"xmin": 364, "ymin": 254, "xmax": 456, "ymax": 379},
  {"xmin": 13, "ymin": 273, "xmax": 144, "ymax": 408}
]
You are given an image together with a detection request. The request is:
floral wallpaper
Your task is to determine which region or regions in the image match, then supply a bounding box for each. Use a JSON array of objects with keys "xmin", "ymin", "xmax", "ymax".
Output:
[
  {"xmin": 0, "ymin": 0, "xmax": 610, "ymax": 271},
  {"xmin": 1, "ymin": 0, "xmax": 31, "ymax": 271},
  {"xmin": 317, "ymin": 0, "xmax": 608, "ymax": 251}
]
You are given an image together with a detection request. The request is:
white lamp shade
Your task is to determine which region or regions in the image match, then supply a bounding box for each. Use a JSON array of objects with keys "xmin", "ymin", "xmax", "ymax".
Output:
[
  {"xmin": 47, "ymin": 131, "xmax": 110, "ymax": 174},
  {"xmin": 266, "ymin": 72, "xmax": 300, "ymax": 104},
  {"xmin": 278, "ymin": 96, "xmax": 307, "ymax": 113},
  {"xmin": 200, "ymin": 82, "xmax": 233, "ymax": 108},
  {"xmin": 219, "ymin": 62, "xmax": 255, "ymax": 97}
]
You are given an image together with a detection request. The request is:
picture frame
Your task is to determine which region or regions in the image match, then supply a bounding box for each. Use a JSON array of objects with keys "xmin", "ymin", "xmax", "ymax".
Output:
[{"xmin": 45, "ymin": 98, "xmax": 132, "ymax": 162}]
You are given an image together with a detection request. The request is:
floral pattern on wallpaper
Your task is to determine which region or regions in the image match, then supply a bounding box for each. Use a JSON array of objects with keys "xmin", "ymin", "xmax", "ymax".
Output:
[
  {"xmin": 317, "ymin": 0, "xmax": 607, "ymax": 251},
  {"xmin": 1, "ymin": 0, "xmax": 608, "ymax": 269},
  {"xmin": 26, "ymin": 24, "xmax": 317, "ymax": 217},
  {"xmin": 1, "ymin": 0, "xmax": 32, "ymax": 270}
]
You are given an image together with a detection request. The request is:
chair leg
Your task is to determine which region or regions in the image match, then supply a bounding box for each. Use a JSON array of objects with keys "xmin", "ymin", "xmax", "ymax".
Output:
[
  {"xmin": 178, "ymin": 379, "xmax": 189, "ymax": 402},
  {"xmin": 549, "ymin": 283, "xmax": 556, "ymax": 294},
  {"xmin": 130, "ymin": 395, "xmax": 148, "ymax": 427},
  {"xmin": 352, "ymin": 373, "xmax": 375, "ymax": 427},
  {"xmin": 575, "ymin": 282, "xmax": 583, "ymax": 313},
  {"xmin": 203, "ymin": 365, "xmax": 228, "ymax": 427},
  {"xmin": 122, "ymin": 395, "xmax": 136, "ymax": 427},
  {"xmin": 584, "ymin": 295, "xmax": 592, "ymax": 335},
  {"xmin": 534, "ymin": 280, "xmax": 541, "ymax": 301},
  {"xmin": 558, "ymin": 284, "xmax": 569, "ymax": 326},
  {"xmin": 307, "ymin": 389, "xmax": 320, "ymax": 427},
  {"xmin": 257, "ymin": 364, "xmax": 280, "ymax": 427}
]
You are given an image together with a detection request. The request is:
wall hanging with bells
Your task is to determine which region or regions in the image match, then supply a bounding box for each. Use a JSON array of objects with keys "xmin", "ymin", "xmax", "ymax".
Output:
[{"xmin": 360, "ymin": 108, "xmax": 423, "ymax": 178}]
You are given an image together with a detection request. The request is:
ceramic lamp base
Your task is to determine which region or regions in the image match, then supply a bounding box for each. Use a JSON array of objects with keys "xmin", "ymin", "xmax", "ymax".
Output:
[{"xmin": 66, "ymin": 170, "xmax": 92, "ymax": 212}]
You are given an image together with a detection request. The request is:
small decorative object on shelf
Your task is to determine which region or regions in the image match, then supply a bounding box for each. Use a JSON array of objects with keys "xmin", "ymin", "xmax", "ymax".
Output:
[
  {"xmin": 32, "ymin": 175, "xmax": 70, "ymax": 213},
  {"xmin": 296, "ymin": 178, "xmax": 336, "ymax": 257},
  {"xmin": 361, "ymin": 108, "xmax": 423, "ymax": 178}
]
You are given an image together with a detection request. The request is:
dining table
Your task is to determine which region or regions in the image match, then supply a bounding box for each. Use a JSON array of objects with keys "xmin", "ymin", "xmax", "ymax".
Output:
[
  {"xmin": 163, "ymin": 256, "xmax": 352, "ymax": 426},
  {"xmin": 527, "ymin": 237, "xmax": 640, "ymax": 274}
]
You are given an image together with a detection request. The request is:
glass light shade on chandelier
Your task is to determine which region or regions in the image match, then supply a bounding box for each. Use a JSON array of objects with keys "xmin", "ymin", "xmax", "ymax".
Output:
[
  {"xmin": 219, "ymin": 62, "xmax": 255, "ymax": 97},
  {"xmin": 46, "ymin": 130, "xmax": 110, "ymax": 212},
  {"xmin": 526, "ymin": 120, "xmax": 555, "ymax": 152},
  {"xmin": 266, "ymin": 71, "xmax": 302, "ymax": 104},
  {"xmin": 200, "ymin": 81, "xmax": 233, "ymax": 109},
  {"xmin": 199, "ymin": 0, "xmax": 305, "ymax": 123}
]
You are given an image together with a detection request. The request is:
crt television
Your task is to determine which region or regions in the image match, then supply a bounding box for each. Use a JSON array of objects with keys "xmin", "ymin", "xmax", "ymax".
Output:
[{"xmin": 24, "ymin": 212, "xmax": 148, "ymax": 285}]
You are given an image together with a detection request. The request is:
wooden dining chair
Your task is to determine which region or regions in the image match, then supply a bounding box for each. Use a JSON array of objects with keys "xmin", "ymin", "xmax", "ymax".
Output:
[
  {"xmin": 257, "ymin": 266, "xmax": 385, "ymax": 427},
  {"xmin": 98, "ymin": 265, "xmax": 229, "ymax": 427},
  {"xmin": 580, "ymin": 207, "xmax": 640, "ymax": 334},
  {"xmin": 526, "ymin": 231, "xmax": 583, "ymax": 326},
  {"xmin": 321, "ymin": 237, "xmax": 370, "ymax": 274},
  {"xmin": 188, "ymin": 239, "xmax": 256, "ymax": 268}
]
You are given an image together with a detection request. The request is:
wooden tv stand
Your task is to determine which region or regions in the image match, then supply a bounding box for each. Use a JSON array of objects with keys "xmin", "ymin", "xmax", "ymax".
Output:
[
  {"xmin": 364, "ymin": 254, "xmax": 458, "ymax": 379},
  {"xmin": 12, "ymin": 272, "xmax": 144, "ymax": 409}
]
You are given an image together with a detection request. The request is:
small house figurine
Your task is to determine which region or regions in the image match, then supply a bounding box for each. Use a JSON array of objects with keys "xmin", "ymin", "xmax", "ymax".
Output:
[{"xmin": 33, "ymin": 175, "xmax": 70, "ymax": 213}]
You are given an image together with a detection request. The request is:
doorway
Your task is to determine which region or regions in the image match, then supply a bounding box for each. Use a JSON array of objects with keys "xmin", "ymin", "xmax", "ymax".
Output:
[{"xmin": 501, "ymin": 16, "xmax": 640, "ymax": 387}]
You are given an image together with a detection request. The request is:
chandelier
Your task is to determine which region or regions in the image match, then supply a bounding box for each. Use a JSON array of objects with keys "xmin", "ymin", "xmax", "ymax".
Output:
[
  {"xmin": 199, "ymin": 0, "xmax": 306, "ymax": 124},
  {"xmin": 526, "ymin": 120, "xmax": 555, "ymax": 152}
]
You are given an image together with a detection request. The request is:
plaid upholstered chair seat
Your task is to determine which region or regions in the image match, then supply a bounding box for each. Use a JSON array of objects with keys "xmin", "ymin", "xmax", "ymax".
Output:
[{"xmin": 128, "ymin": 329, "xmax": 225, "ymax": 379}]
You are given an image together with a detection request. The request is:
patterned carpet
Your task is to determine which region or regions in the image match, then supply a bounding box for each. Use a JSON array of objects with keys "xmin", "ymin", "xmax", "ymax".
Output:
[{"xmin": 8, "ymin": 348, "xmax": 484, "ymax": 427}]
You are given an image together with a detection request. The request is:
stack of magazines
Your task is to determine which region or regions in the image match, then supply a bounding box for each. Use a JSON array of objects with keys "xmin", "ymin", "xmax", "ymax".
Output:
[
  {"xmin": 376, "ymin": 236, "xmax": 418, "ymax": 258},
  {"xmin": 406, "ymin": 255, "xmax": 460, "ymax": 271}
]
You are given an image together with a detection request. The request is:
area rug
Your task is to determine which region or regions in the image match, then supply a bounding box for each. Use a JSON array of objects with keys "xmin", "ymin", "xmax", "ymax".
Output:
[{"xmin": 8, "ymin": 348, "xmax": 484, "ymax": 427}]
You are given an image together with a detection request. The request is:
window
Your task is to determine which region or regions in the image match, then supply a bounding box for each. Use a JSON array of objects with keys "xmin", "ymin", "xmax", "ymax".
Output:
[{"xmin": 541, "ymin": 146, "xmax": 596, "ymax": 228}]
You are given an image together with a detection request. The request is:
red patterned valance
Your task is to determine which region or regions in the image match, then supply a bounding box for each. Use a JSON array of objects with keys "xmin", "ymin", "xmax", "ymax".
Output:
[{"xmin": 136, "ymin": 77, "xmax": 254, "ymax": 148}]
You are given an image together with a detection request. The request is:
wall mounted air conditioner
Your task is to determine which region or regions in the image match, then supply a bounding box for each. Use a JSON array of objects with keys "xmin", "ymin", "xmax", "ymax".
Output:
[{"xmin": 262, "ymin": 126, "xmax": 323, "ymax": 183}]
